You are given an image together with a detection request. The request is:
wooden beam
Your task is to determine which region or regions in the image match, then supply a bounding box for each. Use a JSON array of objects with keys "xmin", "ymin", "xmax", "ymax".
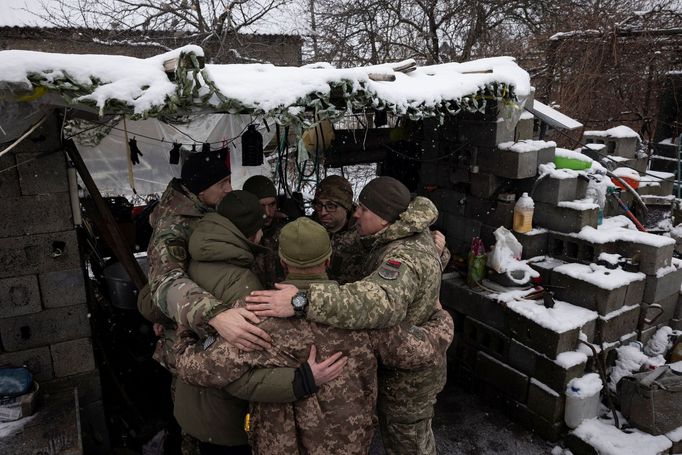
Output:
[{"xmin": 64, "ymin": 140, "xmax": 148, "ymax": 290}]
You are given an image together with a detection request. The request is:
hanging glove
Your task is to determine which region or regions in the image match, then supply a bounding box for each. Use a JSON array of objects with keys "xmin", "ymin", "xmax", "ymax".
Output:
[
  {"xmin": 129, "ymin": 138, "xmax": 143, "ymax": 165},
  {"xmin": 169, "ymin": 142, "xmax": 181, "ymax": 165}
]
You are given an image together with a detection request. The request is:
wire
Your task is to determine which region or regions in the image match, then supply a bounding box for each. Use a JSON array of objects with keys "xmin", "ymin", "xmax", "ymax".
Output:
[
  {"xmin": 0, "ymin": 113, "xmax": 50, "ymax": 159},
  {"xmin": 383, "ymin": 142, "xmax": 468, "ymax": 162}
]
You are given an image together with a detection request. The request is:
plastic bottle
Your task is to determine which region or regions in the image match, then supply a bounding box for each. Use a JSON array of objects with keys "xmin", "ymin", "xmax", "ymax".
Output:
[{"xmin": 513, "ymin": 192, "xmax": 534, "ymax": 233}]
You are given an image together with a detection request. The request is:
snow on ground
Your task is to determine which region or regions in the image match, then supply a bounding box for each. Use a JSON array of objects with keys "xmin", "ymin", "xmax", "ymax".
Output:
[{"xmin": 572, "ymin": 418, "xmax": 672, "ymax": 455}]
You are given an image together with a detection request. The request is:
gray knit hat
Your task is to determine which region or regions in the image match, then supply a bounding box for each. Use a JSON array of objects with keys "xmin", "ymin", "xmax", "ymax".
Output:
[
  {"xmin": 279, "ymin": 218, "xmax": 332, "ymax": 267},
  {"xmin": 358, "ymin": 176, "xmax": 410, "ymax": 222}
]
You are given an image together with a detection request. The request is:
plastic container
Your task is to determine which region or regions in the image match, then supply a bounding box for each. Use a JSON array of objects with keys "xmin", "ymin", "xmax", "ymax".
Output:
[
  {"xmin": 564, "ymin": 373, "xmax": 603, "ymax": 429},
  {"xmin": 513, "ymin": 192, "xmax": 534, "ymax": 234},
  {"xmin": 554, "ymin": 155, "xmax": 592, "ymax": 170},
  {"xmin": 585, "ymin": 187, "xmax": 604, "ymax": 225},
  {"xmin": 103, "ymin": 256, "xmax": 149, "ymax": 310}
]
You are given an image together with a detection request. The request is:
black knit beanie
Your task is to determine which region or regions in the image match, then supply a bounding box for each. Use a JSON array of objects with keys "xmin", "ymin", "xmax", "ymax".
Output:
[
  {"xmin": 358, "ymin": 176, "xmax": 410, "ymax": 222},
  {"xmin": 242, "ymin": 175, "xmax": 277, "ymax": 200},
  {"xmin": 216, "ymin": 190, "xmax": 266, "ymax": 238},
  {"xmin": 181, "ymin": 149, "xmax": 231, "ymax": 195}
]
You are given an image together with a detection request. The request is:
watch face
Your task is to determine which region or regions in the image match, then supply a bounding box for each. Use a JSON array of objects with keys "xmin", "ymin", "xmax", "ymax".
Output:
[{"xmin": 292, "ymin": 293, "xmax": 307, "ymax": 309}]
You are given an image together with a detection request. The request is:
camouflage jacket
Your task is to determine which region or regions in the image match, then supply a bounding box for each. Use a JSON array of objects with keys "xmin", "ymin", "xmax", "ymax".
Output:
[
  {"xmin": 252, "ymin": 218, "xmax": 287, "ymax": 289},
  {"xmin": 307, "ymin": 196, "xmax": 443, "ymax": 329},
  {"xmin": 147, "ymin": 179, "xmax": 222, "ymax": 336},
  {"xmin": 173, "ymin": 274, "xmax": 454, "ymax": 455},
  {"xmin": 327, "ymin": 219, "xmax": 366, "ymax": 285}
]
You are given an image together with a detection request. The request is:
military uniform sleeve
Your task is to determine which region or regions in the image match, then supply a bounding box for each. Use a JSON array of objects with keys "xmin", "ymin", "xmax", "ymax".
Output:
[
  {"xmin": 307, "ymin": 251, "xmax": 421, "ymax": 329},
  {"xmin": 148, "ymin": 213, "xmax": 224, "ymax": 336},
  {"xmin": 224, "ymin": 368, "xmax": 298, "ymax": 403},
  {"xmin": 371, "ymin": 309, "xmax": 454, "ymax": 370}
]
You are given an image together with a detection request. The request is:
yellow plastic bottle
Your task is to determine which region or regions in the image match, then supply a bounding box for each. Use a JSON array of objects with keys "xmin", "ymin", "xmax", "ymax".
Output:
[{"xmin": 513, "ymin": 192, "xmax": 534, "ymax": 233}]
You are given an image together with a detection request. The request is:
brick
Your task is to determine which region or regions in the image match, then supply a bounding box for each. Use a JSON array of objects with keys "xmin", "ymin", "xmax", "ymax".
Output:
[
  {"xmin": 639, "ymin": 293, "xmax": 678, "ymax": 330},
  {"xmin": 476, "ymin": 351, "xmax": 529, "ymax": 403},
  {"xmin": 512, "ymin": 229, "xmax": 548, "ymax": 259},
  {"xmin": 42, "ymin": 369, "xmax": 103, "ymax": 405},
  {"xmin": 13, "ymin": 113, "xmax": 62, "ymax": 155},
  {"xmin": 462, "ymin": 317, "xmax": 509, "ymax": 360},
  {"xmin": 0, "ymin": 304, "xmax": 91, "ymax": 351},
  {"xmin": 534, "ymin": 202, "xmax": 598, "ymax": 233},
  {"xmin": 39, "ymin": 268, "xmax": 87, "ymax": 309},
  {"xmin": 440, "ymin": 277, "xmax": 508, "ymax": 332},
  {"xmin": 458, "ymin": 118, "xmax": 515, "ymax": 149},
  {"xmin": 0, "ymin": 230, "xmax": 80, "ymax": 278},
  {"xmin": 50, "ymin": 337, "xmax": 96, "ymax": 377},
  {"xmin": 0, "ymin": 192, "xmax": 72, "ymax": 238},
  {"xmin": 527, "ymin": 378, "xmax": 565, "ymax": 423},
  {"xmin": 469, "ymin": 172, "xmax": 501, "ymax": 199},
  {"xmin": 17, "ymin": 149, "xmax": 69, "ymax": 196},
  {"xmin": 552, "ymin": 267, "xmax": 628, "ymax": 315},
  {"xmin": 508, "ymin": 339, "xmax": 587, "ymax": 393},
  {"xmin": 0, "ymin": 275, "xmax": 41, "ymax": 317},
  {"xmin": 0, "ymin": 346, "xmax": 54, "ymax": 381},
  {"xmin": 478, "ymin": 146, "xmax": 538, "ymax": 179},
  {"xmin": 642, "ymin": 264, "xmax": 682, "ymax": 303},
  {"xmin": 0, "ymin": 153, "xmax": 20, "ymax": 198},
  {"xmin": 596, "ymin": 305, "xmax": 641, "ymax": 344},
  {"xmin": 507, "ymin": 308, "xmax": 582, "ymax": 358}
]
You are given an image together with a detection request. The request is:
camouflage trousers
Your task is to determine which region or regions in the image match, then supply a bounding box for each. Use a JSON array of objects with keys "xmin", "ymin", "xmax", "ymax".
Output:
[{"xmin": 377, "ymin": 362, "xmax": 447, "ymax": 455}]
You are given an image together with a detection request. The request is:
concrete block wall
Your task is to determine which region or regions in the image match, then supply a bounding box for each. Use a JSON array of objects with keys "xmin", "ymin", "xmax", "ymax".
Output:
[{"xmin": 0, "ymin": 114, "xmax": 102, "ymax": 410}]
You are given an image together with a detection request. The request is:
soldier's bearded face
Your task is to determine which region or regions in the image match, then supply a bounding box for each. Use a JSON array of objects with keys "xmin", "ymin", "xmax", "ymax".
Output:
[
  {"xmin": 259, "ymin": 197, "xmax": 278, "ymax": 226},
  {"xmin": 316, "ymin": 198, "xmax": 347, "ymax": 233},
  {"xmin": 354, "ymin": 203, "xmax": 389, "ymax": 236},
  {"xmin": 198, "ymin": 176, "xmax": 232, "ymax": 208}
]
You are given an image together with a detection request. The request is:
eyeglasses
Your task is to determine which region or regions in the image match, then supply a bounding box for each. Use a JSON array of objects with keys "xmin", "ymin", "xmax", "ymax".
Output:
[{"xmin": 313, "ymin": 201, "xmax": 339, "ymax": 213}]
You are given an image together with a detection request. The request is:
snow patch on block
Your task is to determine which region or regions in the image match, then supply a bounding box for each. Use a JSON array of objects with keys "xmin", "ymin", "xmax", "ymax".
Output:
[
  {"xmin": 553, "ymin": 263, "xmax": 644, "ymax": 290},
  {"xmin": 505, "ymin": 299, "xmax": 597, "ymax": 333},
  {"xmin": 572, "ymin": 418, "xmax": 671, "ymax": 455}
]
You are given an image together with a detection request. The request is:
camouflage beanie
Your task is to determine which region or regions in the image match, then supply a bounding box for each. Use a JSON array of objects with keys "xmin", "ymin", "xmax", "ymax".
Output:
[
  {"xmin": 358, "ymin": 176, "xmax": 410, "ymax": 222},
  {"xmin": 314, "ymin": 175, "xmax": 353, "ymax": 211},
  {"xmin": 243, "ymin": 175, "xmax": 277, "ymax": 200},
  {"xmin": 216, "ymin": 190, "xmax": 266, "ymax": 238},
  {"xmin": 181, "ymin": 149, "xmax": 231, "ymax": 195},
  {"xmin": 279, "ymin": 218, "xmax": 332, "ymax": 267}
]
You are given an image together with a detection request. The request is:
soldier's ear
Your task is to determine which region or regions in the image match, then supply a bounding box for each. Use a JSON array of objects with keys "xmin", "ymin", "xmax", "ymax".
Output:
[
  {"xmin": 280, "ymin": 259, "xmax": 289, "ymax": 274},
  {"xmin": 324, "ymin": 258, "xmax": 331, "ymax": 268}
]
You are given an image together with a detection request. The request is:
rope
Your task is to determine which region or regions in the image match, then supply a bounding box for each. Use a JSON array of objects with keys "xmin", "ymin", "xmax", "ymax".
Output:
[{"xmin": 0, "ymin": 113, "xmax": 50, "ymax": 159}]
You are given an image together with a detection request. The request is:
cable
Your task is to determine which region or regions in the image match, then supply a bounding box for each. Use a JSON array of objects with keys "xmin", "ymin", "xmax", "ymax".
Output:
[{"xmin": 0, "ymin": 113, "xmax": 50, "ymax": 159}]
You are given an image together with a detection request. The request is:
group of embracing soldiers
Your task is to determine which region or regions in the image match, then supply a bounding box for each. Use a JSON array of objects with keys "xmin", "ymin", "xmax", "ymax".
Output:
[{"xmin": 139, "ymin": 147, "xmax": 455, "ymax": 455}]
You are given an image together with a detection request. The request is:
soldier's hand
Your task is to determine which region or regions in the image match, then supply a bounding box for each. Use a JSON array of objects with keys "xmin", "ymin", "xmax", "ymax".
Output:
[
  {"xmin": 209, "ymin": 308, "xmax": 272, "ymax": 351},
  {"xmin": 153, "ymin": 323, "xmax": 165, "ymax": 337},
  {"xmin": 245, "ymin": 283, "xmax": 298, "ymax": 318},
  {"xmin": 307, "ymin": 344, "xmax": 347, "ymax": 386},
  {"xmin": 431, "ymin": 230, "xmax": 446, "ymax": 255}
]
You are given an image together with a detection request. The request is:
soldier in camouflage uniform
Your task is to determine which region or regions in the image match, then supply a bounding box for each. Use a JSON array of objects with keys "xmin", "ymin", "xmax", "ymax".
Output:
[
  {"xmin": 242, "ymin": 175, "xmax": 287, "ymax": 288},
  {"xmin": 173, "ymin": 217, "xmax": 454, "ymax": 454},
  {"xmin": 246, "ymin": 176, "xmax": 448, "ymax": 455}
]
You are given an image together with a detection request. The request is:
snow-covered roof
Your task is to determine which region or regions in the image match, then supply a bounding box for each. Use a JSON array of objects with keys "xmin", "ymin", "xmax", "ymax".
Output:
[{"xmin": 0, "ymin": 45, "xmax": 531, "ymax": 126}]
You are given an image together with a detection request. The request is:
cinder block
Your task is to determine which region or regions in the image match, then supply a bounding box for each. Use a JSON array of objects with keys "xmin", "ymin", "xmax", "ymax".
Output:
[
  {"xmin": 622, "ymin": 240, "xmax": 674, "ymax": 275},
  {"xmin": 624, "ymin": 277, "xmax": 646, "ymax": 306},
  {"xmin": 0, "ymin": 153, "xmax": 20, "ymax": 198},
  {"xmin": 527, "ymin": 378, "xmax": 565, "ymax": 423},
  {"xmin": 512, "ymin": 402, "xmax": 564, "ymax": 441},
  {"xmin": 13, "ymin": 113, "xmax": 62, "ymax": 155},
  {"xmin": 440, "ymin": 277, "xmax": 508, "ymax": 332},
  {"xmin": 459, "ymin": 118, "xmax": 515, "ymax": 149},
  {"xmin": 642, "ymin": 264, "xmax": 682, "ymax": 303},
  {"xmin": 538, "ymin": 146, "xmax": 556, "ymax": 166},
  {"xmin": 639, "ymin": 293, "xmax": 678, "ymax": 330},
  {"xmin": 17, "ymin": 150, "xmax": 69, "ymax": 195},
  {"xmin": 478, "ymin": 146, "xmax": 538, "ymax": 179},
  {"xmin": 465, "ymin": 196, "xmax": 514, "ymax": 228},
  {"xmin": 462, "ymin": 317, "xmax": 509, "ymax": 360},
  {"xmin": 507, "ymin": 307, "xmax": 583, "ymax": 358},
  {"xmin": 533, "ymin": 175, "xmax": 581, "ymax": 205},
  {"xmin": 476, "ymin": 351, "xmax": 529, "ymax": 403},
  {"xmin": 0, "ymin": 275, "xmax": 42, "ymax": 317},
  {"xmin": 0, "ymin": 304, "xmax": 91, "ymax": 351},
  {"xmin": 0, "ymin": 230, "xmax": 80, "ymax": 278},
  {"xmin": 670, "ymin": 318, "xmax": 682, "ymax": 330},
  {"xmin": 0, "ymin": 192, "xmax": 72, "ymax": 238},
  {"xmin": 515, "ymin": 117, "xmax": 534, "ymax": 141},
  {"xmin": 0, "ymin": 346, "xmax": 54, "ymax": 381},
  {"xmin": 42, "ymin": 369, "xmax": 103, "ymax": 406},
  {"xmin": 512, "ymin": 229, "xmax": 548, "ymax": 259},
  {"xmin": 508, "ymin": 339, "xmax": 587, "ymax": 394},
  {"xmin": 445, "ymin": 213, "xmax": 482, "ymax": 246},
  {"xmin": 50, "ymin": 337, "xmax": 96, "ymax": 377},
  {"xmin": 469, "ymin": 172, "xmax": 501, "ymax": 199},
  {"xmin": 552, "ymin": 267, "xmax": 629, "ymax": 315},
  {"xmin": 39, "ymin": 268, "xmax": 86, "ymax": 309},
  {"xmin": 529, "ymin": 257, "xmax": 566, "ymax": 285},
  {"xmin": 596, "ymin": 305, "xmax": 641, "ymax": 344},
  {"xmin": 534, "ymin": 202, "xmax": 598, "ymax": 233}
]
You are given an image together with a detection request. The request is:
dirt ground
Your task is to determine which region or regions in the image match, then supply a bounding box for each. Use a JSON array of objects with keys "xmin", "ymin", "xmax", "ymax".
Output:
[{"xmin": 370, "ymin": 379, "xmax": 556, "ymax": 455}]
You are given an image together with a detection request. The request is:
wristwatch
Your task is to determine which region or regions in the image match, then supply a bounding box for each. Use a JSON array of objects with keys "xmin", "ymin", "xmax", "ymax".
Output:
[{"xmin": 291, "ymin": 291, "xmax": 309, "ymax": 318}]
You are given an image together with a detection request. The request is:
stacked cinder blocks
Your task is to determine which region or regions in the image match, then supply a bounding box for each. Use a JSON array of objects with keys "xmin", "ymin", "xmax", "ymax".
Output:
[{"xmin": 0, "ymin": 114, "xmax": 106, "ymax": 446}]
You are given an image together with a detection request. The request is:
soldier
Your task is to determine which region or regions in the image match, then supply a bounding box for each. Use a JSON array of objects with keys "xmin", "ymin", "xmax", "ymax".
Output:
[
  {"xmin": 174, "ymin": 217, "xmax": 454, "ymax": 454},
  {"xmin": 245, "ymin": 176, "xmax": 447, "ymax": 454},
  {"xmin": 242, "ymin": 175, "xmax": 287, "ymax": 288}
]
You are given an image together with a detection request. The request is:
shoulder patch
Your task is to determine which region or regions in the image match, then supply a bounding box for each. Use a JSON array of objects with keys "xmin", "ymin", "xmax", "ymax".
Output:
[
  {"xmin": 378, "ymin": 259, "xmax": 401, "ymax": 280},
  {"xmin": 165, "ymin": 238, "xmax": 188, "ymax": 262}
]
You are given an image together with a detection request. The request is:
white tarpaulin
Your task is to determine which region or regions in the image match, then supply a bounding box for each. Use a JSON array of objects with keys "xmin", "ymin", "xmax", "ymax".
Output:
[{"xmin": 75, "ymin": 114, "xmax": 275, "ymax": 197}]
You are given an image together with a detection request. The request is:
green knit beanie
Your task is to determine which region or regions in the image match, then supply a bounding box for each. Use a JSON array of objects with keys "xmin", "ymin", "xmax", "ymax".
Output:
[
  {"xmin": 314, "ymin": 175, "xmax": 353, "ymax": 211},
  {"xmin": 278, "ymin": 218, "xmax": 332, "ymax": 267},
  {"xmin": 358, "ymin": 176, "xmax": 410, "ymax": 222},
  {"xmin": 242, "ymin": 175, "xmax": 277, "ymax": 200},
  {"xmin": 216, "ymin": 190, "xmax": 266, "ymax": 238}
]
